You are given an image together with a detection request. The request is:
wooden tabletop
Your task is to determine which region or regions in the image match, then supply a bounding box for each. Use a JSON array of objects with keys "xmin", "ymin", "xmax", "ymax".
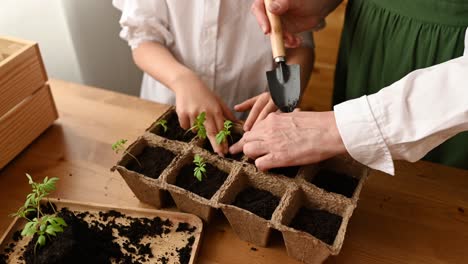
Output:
[{"xmin": 1, "ymin": 79, "xmax": 467, "ymax": 264}]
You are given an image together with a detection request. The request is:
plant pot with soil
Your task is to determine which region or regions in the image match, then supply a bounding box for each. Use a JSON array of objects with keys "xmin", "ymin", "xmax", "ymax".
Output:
[
  {"xmin": 218, "ymin": 168, "xmax": 290, "ymax": 247},
  {"xmin": 147, "ymin": 108, "xmax": 197, "ymax": 143},
  {"xmin": 301, "ymin": 155, "xmax": 368, "ymax": 202},
  {"xmin": 201, "ymin": 122, "xmax": 245, "ymax": 162},
  {"xmin": 275, "ymin": 185, "xmax": 354, "ymax": 264},
  {"xmin": 112, "ymin": 134, "xmax": 186, "ymax": 208},
  {"xmin": 1, "ymin": 175, "xmax": 203, "ymax": 264},
  {"xmin": 164, "ymin": 150, "xmax": 238, "ymax": 222}
]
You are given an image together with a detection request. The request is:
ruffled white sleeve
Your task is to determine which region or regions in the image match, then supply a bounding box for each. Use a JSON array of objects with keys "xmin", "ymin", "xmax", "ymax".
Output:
[
  {"xmin": 112, "ymin": 0, "xmax": 173, "ymax": 49},
  {"xmin": 334, "ymin": 55, "xmax": 468, "ymax": 175}
]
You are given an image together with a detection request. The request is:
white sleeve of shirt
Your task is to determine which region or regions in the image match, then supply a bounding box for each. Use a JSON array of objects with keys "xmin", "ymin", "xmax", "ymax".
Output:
[
  {"xmin": 334, "ymin": 54, "xmax": 468, "ymax": 175},
  {"xmin": 112, "ymin": 0, "xmax": 173, "ymax": 49}
]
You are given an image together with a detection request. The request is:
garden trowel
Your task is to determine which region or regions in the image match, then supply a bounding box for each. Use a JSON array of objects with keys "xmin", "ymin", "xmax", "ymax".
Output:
[{"xmin": 264, "ymin": 0, "xmax": 301, "ymax": 112}]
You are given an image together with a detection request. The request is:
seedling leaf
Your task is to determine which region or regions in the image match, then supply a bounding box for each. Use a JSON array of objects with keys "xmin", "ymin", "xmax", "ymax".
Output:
[
  {"xmin": 193, "ymin": 154, "xmax": 206, "ymax": 181},
  {"xmin": 156, "ymin": 119, "xmax": 168, "ymax": 133},
  {"xmin": 188, "ymin": 112, "xmax": 207, "ymax": 139},
  {"xmin": 215, "ymin": 120, "xmax": 233, "ymax": 144}
]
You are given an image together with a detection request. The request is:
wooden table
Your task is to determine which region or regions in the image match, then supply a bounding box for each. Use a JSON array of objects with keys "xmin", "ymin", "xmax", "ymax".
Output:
[{"xmin": 1, "ymin": 79, "xmax": 467, "ymax": 264}]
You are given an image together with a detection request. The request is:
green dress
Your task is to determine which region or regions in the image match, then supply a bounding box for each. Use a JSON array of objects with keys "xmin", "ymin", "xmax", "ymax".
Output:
[{"xmin": 334, "ymin": 0, "xmax": 468, "ymax": 169}]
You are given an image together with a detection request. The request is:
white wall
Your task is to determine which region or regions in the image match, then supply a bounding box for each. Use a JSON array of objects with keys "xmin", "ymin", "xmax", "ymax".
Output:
[{"xmin": 0, "ymin": 0, "xmax": 141, "ymax": 95}]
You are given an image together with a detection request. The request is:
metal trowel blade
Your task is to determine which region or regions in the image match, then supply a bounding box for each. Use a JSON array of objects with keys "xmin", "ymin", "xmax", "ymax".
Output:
[{"xmin": 266, "ymin": 63, "xmax": 301, "ymax": 113}]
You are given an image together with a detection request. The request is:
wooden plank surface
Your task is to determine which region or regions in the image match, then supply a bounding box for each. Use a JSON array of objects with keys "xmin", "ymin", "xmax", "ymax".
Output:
[
  {"xmin": 0, "ymin": 85, "xmax": 58, "ymax": 169},
  {"xmin": 0, "ymin": 79, "xmax": 467, "ymax": 264}
]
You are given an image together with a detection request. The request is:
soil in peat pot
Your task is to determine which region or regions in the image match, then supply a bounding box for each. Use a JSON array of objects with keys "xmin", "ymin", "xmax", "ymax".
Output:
[
  {"xmin": 269, "ymin": 166, "xmax": 300, "ymax": 178},
  {"xmin": 203, "ymin": 132, "xmax": 244, "ymax": 161},
  {"xmin": 175, "ymin": 163, "xmax": 229, "ymax": 199},
  {"xmin": 126, "ymin": 146, "xmax": 176, "ymax": 179},
  {"xmin": 153, "ymin": 113, "xmax": 196, "ymax": 142},
  {"xmin": 289, "ymin": 207, "xmax": 342, "ymax": 245},
  {"xmin": 1, "ymin": 205, "xmax": 198, "ymax": 264},
  {"xmin": 310, "ymin": 169, "xmax": 358, "ymax": 198},
  {"xmin": 232, "ymin": 187, "xmax": 281, "ymax": 220}
]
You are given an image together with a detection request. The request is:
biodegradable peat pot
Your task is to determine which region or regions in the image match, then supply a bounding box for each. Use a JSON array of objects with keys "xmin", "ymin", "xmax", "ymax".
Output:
[
  {"xmin": 112, "ymin": 134, "xmax": 186, "ymax": 208},
  {"xmin": 0, "ymin": 199, "xmax": 203, "ymax": 264},
  {"xmin": 301, "ymin": 155, "xmax": 369, "ymax": 203},
  {"xmin": 165, "ymin": 150, "xmax": 238, "ymax": 222},
  {"xmin": 147, "ymin": 107, "xmax": 197, "ymax": 143},
  {"xmin": 275, "ymin": 185, "xmax": 355, "ymax": 264},
  {"xmin": 218, "ymin": 168, "xmax": 290, "ymax": 247}
]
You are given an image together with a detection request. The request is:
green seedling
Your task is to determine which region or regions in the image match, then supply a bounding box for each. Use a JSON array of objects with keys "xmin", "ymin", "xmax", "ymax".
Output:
[
  {"xmin": 156, "ymin": 119, "xmax": 168, "ymax": 133},
  {"xmin": 193, "ymin": 154, "xmax": 206, "ymax": 181},
  {"xmin": 215, "ymin": 120, "xmax": 233, "ymax": 144},
  {"xmin": 11, "ymin": 174, "xmax": 67, "ymax": 253},
  {"xmin": 188, "ymin": 112, "xmax": 207, "ymax": 139},
  {"xmin": 112, "ymin": 139, "xmax": 142, "ymax": 168}
]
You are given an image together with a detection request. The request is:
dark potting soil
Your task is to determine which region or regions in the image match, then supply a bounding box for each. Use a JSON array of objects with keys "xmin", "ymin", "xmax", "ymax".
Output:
[
  {"xmin": 177, "ymin": 236, "xmax": 195, "ymax": 264},
  {"xmin": 126, "ymin": 146, "xmax": 176, "ymax": 179},
  {"xmin": 233, "ymin": 187, "xmax": 280, "ymax": 220},
  {"xmin": 175, "ymin": 163, "xmax": 229, "ymax": 199},
  {"xmin": 310, "ymin": 169, "xmax": 358, "ymax": 198},
  {"xmin": 203, "ymin": 132, "xmax": 244, "ymax": 161},
  {"xmin": 269, "ymin": 166, "xmax": 300, "ymax": 178},
  {"xmin": 152, "ymin": 113, "xmax": 196, "ymax": 142},
  {"xmin": 290, "ymin": 207, "xmax": 342, "ymax": 245},
  {"xmin": 3, "ymin": 206, "xmax": 198, "ymax": 264}
]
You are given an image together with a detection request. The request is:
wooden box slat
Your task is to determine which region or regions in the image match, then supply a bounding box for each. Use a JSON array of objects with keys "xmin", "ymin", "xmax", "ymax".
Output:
[
  {"xmin": 0, "ymin": 85, "xmax": 58, "ymax": 169},
  {"xmin": 0, "ymin": 36, "xmax": 48, "ymax": 117}
]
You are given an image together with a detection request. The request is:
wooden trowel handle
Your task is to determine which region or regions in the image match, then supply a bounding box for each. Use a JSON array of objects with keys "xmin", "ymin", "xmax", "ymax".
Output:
[{"xmin": 265, "ymin": 0, "xmax": 286, "ymax": 59}]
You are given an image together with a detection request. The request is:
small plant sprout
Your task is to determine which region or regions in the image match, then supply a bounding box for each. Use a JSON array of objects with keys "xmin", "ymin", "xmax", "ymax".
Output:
[
  {"xmin": 188, "ymin": 112, "xmax": 207, "ymax": 139},
  {"xmin": 11, "ymin": 174, "xmax": 67, "ymax": 252},
  {"xmin": 215, "ymin": 120, "xmax": 233, "ymax": 144},
  {"xmin": 156, "ymin": 119, "xmax": 168, "ymax": 133},
  {"xmin": 112, "ymin": 139, "xmax": 142, "ymax": 168},
  {"xmin": 193, "ymin": 154, "xmax": 206, "ymax": 181}
]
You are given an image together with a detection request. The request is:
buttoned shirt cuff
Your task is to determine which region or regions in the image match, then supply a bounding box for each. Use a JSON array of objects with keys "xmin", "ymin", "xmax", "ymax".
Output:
[{"xmin": 334, "ymin": 96, "xmax": 395, "ymax": 175}]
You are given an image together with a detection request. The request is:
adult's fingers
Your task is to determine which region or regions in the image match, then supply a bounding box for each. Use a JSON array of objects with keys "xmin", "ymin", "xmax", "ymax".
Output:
[
  {"xmin": 234, "ymin": 95, "xmax": 259, "ymax": 112},
  {"xmin": 266, "ymin": 0, "xmax": 290, "ymax": 15},
  {"xmin": 229, "ymin": 138, "xmax": 245, "ymax": 155},
  {"xmin": 251, "ymin": 0, "xmax": 270, "ymax": 34},
  {"xmin": 253, "ymin": 100, "xmax": 277, "ymax": 128},
  {"xmin": 244, "ymin": 94, "xmax": 269, "ymax": 131},
  {"xmin": 284, "ymin": 33, "xmax": 302, "ymax": 48},
  {"xmin": 205, "ymin": 115, "xmax": 224, "ymax": 156},
  {"xmin": 243, "ymin": 141, "xmax": 269, "ymax": 160}
]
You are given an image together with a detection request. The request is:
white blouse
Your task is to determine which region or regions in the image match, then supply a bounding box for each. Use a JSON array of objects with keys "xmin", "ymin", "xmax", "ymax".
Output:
[
  {"xmin": 335, "ymin": 29, "xmax": 468, "ymax": 175},
  {"xmin": 113, "ymin": 0, "xmax": 313, "ymax": 116}
]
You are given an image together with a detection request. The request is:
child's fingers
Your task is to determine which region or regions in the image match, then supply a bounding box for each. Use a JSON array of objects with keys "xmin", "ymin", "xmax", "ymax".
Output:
[
  {"xmin": 253, "ymin": 100, "xmax": 277, "ymax": 128},
  {"xmin": 234, "ymin": 95, "xmax": 259, "ymax": 112},
  {"xmin": 244, "ymin": 94, "xmax": 269, "ymax": 131},
  {"xmin": 205, "ymin": 115, "xmax": 224, "ymax": 156},
  {"xmin": 178, "ymin": 112, "xmax": 191, "ymax": 130}
]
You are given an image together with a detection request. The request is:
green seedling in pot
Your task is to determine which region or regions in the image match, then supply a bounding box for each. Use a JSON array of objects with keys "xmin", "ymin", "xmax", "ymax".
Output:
[
  {"xmin": 187, "ymin": 112, "xmax": 207, "ymax": 139},
  {"xmin": 215, "ymin": 120, "xmax": 233, "ymax": 145},
  {"xmin": 193, "ymin": 154, "xmax": 206, "ymax": 181},
  {"xmin": 156, "ymin": 119, "xmax": 168, "ymax": 133},
  {"xmin": 112, "ymin": 139, "xmax": 142, "ymax": 168},
  {"xmin": 11, "ymin": 174, "xmax": 67, "ymax": 254}
]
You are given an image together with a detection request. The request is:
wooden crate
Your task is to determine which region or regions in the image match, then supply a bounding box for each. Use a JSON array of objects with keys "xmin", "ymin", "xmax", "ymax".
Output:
[{"xmin": 0, "ymin": 36, "xmax": 57, "ymax": 169}]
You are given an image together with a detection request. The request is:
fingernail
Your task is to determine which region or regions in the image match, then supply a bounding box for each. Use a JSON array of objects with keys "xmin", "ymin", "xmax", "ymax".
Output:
[{"xmin": 269, "ymin": 2, "xmax": 281, "ymax": 12}]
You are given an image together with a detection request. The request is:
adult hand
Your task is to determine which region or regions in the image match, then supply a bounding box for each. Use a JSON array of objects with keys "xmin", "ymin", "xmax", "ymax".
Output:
[
  {"xmin": 234, "ymin": 92, "xmax": 278, "ymax": 131},
  {"xmin": 229, "ymin": 111, "xmax": 346, "ymax": 170},
  {"xmin": 172, "ymin": 72, "xmax": 236, "ymax": 156},
  {"xmin": 251, "ymin": 0, "xmax": 342, "ymax": 47}
]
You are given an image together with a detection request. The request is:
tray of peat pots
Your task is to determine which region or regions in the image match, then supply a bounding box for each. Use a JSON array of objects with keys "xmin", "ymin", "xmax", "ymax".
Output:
[
  {"xmin": 163, "ymin": 149, "xmax": 240, "ymax": 222},
  {"xmin": 217, "ymin": 167, "xmax": 294, "ymax": 247},
  {"xmin": 0, "ymin": 175, "xmax": 203, "ymax": 264},
  {"xmin": 112, "ymin": 134, "xmax": 187, "ymax": 208}
]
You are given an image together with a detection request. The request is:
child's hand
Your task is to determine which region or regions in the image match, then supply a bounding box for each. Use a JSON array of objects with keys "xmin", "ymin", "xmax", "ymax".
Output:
[
  {"xmin": 172, "ymin": 73, "xmax": 236, "ymax": 156},
  {"xmin": 234, "ymin": 92, "xmax": 278, "ymax": 131}
]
